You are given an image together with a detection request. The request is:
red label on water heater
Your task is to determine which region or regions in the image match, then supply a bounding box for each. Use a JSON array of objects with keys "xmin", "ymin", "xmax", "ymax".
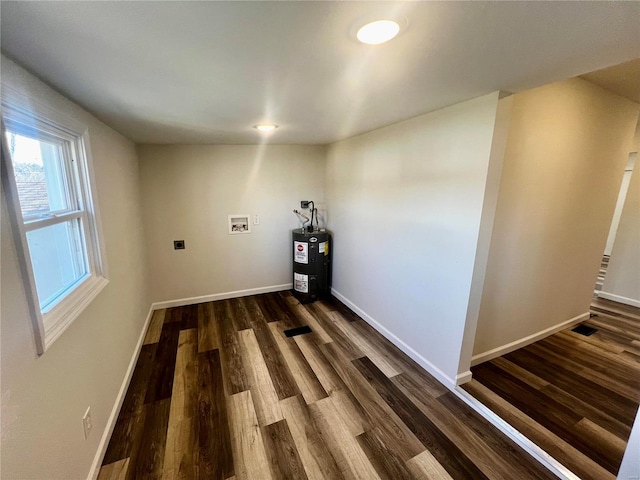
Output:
[{"xmin": 294, "ymin": 241, "xmax": 308, "ymax": 264}]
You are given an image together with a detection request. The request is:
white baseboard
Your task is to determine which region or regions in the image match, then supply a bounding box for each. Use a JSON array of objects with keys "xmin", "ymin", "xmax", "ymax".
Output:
[
  {"xmin": 470, "ymin": 311, "xmax": 590, "ymax": 367},
  {"xmin": 597, "ymin": 291, "xmax": 640, "ymax": 308},
  {"xmin": 456, "ymin": 370, "xmax": 473, "ymax": 385},
  {"xmin": 86, "ymin": 305, "xmax": 155, "ymax": 480},
  {"xmin": 152, "ymin": 283, "xmax": 292, "ymax": 310},
  {"xmin": 330, "ymin": 288, "xmax": 458, "ymax": 389},
  {"xmin": 452, "ymin": 387, "xmax": 580, "ymax": 480}
]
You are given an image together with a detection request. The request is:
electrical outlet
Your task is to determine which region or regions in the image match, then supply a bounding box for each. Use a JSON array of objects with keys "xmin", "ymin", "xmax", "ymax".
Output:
[
  {"xmin": 173, "ymin": 240, "xmax": 185, "ymax": 250},
  {"xmin": 82, "ymin": 407, "xmax": 92, "ymax": 440},
  {"xmin": 253, "ymin": 214, "xmax": 260, "ymax": 225}
]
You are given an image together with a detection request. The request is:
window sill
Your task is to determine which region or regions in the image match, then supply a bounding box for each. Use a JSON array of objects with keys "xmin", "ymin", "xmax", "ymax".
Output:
[{"xmin": 41, "ymin": 274, "xmax": 109, "ymax": 352}]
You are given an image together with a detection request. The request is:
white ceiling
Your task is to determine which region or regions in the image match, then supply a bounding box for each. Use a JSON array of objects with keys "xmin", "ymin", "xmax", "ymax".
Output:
[{"xmin": 1, "ymin": 1, "xmax": 639, "ymax": 145}]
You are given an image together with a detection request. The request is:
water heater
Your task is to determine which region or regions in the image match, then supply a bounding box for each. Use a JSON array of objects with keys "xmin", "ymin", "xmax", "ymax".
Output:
[{"xmin": 292, "ymin": 228, "xmax": 331, "ymax": 303}]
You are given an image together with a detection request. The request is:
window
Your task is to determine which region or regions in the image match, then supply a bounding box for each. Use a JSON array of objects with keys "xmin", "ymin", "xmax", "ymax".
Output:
[{"xmin": 1, "ymin": 92, "xmax": 108, "ymax": 354}]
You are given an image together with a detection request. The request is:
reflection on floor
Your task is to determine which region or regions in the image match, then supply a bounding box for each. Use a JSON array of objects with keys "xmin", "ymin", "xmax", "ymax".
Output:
[{"xmin": 463, "ymin": 297, "xmax": 640, "ymax": 480}]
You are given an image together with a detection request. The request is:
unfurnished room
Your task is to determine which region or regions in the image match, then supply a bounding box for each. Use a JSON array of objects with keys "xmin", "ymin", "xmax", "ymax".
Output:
[{"xmin": 1, "ymin": 2, "xmax": 639, "ymax": 480}]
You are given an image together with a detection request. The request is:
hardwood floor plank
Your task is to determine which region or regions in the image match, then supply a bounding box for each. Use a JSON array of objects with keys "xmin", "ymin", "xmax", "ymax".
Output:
[
  {"xmin": 279, "ymin": 395, "xmax": 344, "ymax": 480},
  {"xmin": 98, "ymin": 459, "xmax": 130, "ymax": 480},
  {"xmin": 474, "ymin": 361, "xmax": 583, "ymax": 427},
  {"xmin": 539, "ymin": 383, "xmax": 631, "ymax": 441},
  {"xmin": 559, "ymin": 328, "xmax": 626, "ymax": 355},
  {"xmin": 198, "ymin": 302, "xmax": 220, "ymax": 353},
  {"xmin": 103, "ymin": 344, "xmax": 157, "ymax": 464},
  {"xmin": 228, "ymin": 390, "xmax": 273, "ymax": 480},
  {"xmin": 319, "ymin": 296, "xmax": 361, "ymax": 323},
  {"xmin": 308, "ymin": 397, "xmax": 382, "ymax": 480},
  {"xmin": 587, "ymin": 315, "xmax": 640, "ymax": 342},
  {"xmin": 164, "ymin": 307, "xmax": 183, "ymax": 324},
  {"xmin": 284, "ymin": 295, "xmax": 333, "ymax": 344},
  {"xmin": 436, "ymin": 391, "xmax": 558, "ymax": 480},
  {"xmin": 144, "ymin": 310, "xmax": 166, "ymax": 345},
  {"xmin": 129, "ymin": 398, "xmax": 171, "ymax": 480},
  {"xmin": 463, "ymin": 380, "xmax": 615, "ymax": 480},
  {"xmin": 304, "ymin": 303, "xmax": 364, "ymax": 360},
  {"xmin": 198, "ymin": 349, "xmax": 234, "ymax": 479},
  {"xmin": 356, "ymin": 428, "xmax": 414, "ymax": 480},
  {"xmin": 227, "ymin": 298, "xmax": 251, "ymax": 331},
  {"xmin": 592, "ymin": 297, "xmax": 640, "ymax": 320},
  {"xmin": 329, "ymin": 388, "xmax": 370, "ymax": 437},
  {"xmin": 319, "ymin": 342, "xmax": 424, "ymax": 462},
  {"xmin": 180, "ymin": 304, "xmax": 198, "ymax": 331},
  {"xmin": 575, "ymin": 417, "xmax": 628, "ymax": 469},
  {"xmin": 238, "ymin": 328, "xmax": 284, "ymax": 426},
  {"xmin": 527, "ymin": 340, "xmax": 640, "ymax": 402},
  {"xmin": 394, "ymin": 373, "xmax": 554, "ymax": 480},
  {"xmin": 294, "ymin": 334, "xmax": 345, "ymax": 395},
  {"xmin": 262, "ymin": 419, "xmax": 309, "ymax": 480},
  {"xmin": 268, "ymin": 322, "xmax": 328, "ymax": 404},
  {"xmin": 259, "ymin": 293, "xmax": 301, "ymax": 328},
  {"xmin": 354, "ymin": 357, "xmax": 489, "ymax": 480},
  {"xmin": 243, "ymin": 296, "xmax": 301, "ymax": 400},
  {"xmin": 163, "ymin": 329, "xmax": 198, "ymax": 480},
  {"xmin": 327, "ymin": 313, "xmax": 400, "ymax": 377},
  {"xmin": 490, "ymin": 356, "xmax": 549, "ymax": 389},
  {"xmin": 406, "ymin": 450, "xmax": 454, "ymax": 480},
  {"xmin": 506, "ymin": 347, "xmax": 638, "ymax": 424},
  {"xmin": 218, "ymin": 301, "xmax": 249, "ymax": 396},
  {"xmin": 145, "ymin": 323, "xmax": 181, "ymax": 404},
  {"xmin": 555, "ymin": 329, "xmax": 635, "ymax": 369}
]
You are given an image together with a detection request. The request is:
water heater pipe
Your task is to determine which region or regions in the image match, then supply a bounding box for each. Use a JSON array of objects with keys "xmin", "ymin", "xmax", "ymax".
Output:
[{"xmin": 293, "ymin": 209, "xmax": 310, "ymax": 230}]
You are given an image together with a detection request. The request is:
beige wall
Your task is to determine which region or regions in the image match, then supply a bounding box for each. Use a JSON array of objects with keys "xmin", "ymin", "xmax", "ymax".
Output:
[
  {"xmin": 1, "ymin": 57, "xmax": 150, "ymax": 479},
  {"xmin": 138, "ymin": 144, "xmax": 326, "ymax": 303},
  {"xmin": 325, "ymin": 93, "xmax": 501, "ymax": 385},
  {"xmin": 473, "ymin": 78, "xmax": 639, "ymax": 358}
]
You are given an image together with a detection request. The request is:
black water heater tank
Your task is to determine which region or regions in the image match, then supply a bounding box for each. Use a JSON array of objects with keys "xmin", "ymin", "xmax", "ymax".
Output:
[{"xmin": 292, "ymin": 229, "xmax": 331, "ymax": 303}]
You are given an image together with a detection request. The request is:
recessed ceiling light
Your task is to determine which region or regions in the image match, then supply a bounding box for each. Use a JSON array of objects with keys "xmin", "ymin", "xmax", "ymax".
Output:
[
  {"xmin": 357, "ymin": 20, "xmax": 400, "ymax": 45},
  {"xmin": 254, "ymin": 124, "xmax": 278, "ymax": 132}
]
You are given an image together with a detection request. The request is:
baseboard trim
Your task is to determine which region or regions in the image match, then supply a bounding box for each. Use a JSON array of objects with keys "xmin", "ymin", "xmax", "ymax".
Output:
[
  {"xmin": 456, "ymin": 370, "xmax": 473, "ymax": 385},
  {"xmin": 452, "ymin": 386, "xmax": 580, "ymax": 480},
  {"xmin": 470, "ymin": 311, "xmax": 590, "ymax": 367},
  {"xmin": 86, "ymin": 305, "xmax": 155, "ymax": 480},
  {"xmin": 152, "ymin": 283, "xmax": 292, "ymax": 309},
  {"xmin": 597, "ymin": 292, "xmax": 640, "ymax": 308},
  {"xmin": 330, "ymin": 288, "xmax": 458, "ymax": 389}
]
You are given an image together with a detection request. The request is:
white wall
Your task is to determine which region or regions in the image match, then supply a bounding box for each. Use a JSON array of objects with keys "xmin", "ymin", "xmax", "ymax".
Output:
[
  {"xmin": 325, "ymin": 93, "xmax": 501, "ymax": 385},
  {"xmin": 1, "ymin": 57, "xmax": 150, "ymax": 479},
  {"xmin": 601, "ymin": 158, "xmax": 640, "ymax": 307},
  {"xmin": 472, "ymin": 78, "xmax": 639, "ymax": 360},
  {"xmin": 604, "ymin": 154, "xmax": 636, "ymax": 256},
  {"xmin": 618, "ymin": 408, "xmax": 640, "ymax": 480},
  {"xmin": 138, "ymin": 144, "xmax": 326, "ymax": 303}
]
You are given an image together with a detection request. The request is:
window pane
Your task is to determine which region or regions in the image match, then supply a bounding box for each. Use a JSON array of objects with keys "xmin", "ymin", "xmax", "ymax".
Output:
[
  {"xmin": 26, "ymin": 219, "xmax": 88, "ymax": 310},
  {"xmin": 5, "ymin": 131, "xmax": 69, "ymax": 217}
]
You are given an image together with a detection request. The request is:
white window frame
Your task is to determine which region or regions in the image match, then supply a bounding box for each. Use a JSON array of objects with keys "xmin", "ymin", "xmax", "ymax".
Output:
[{"xmin": 1, "ymin": 88, "xmax": 109, "ymax": 354}]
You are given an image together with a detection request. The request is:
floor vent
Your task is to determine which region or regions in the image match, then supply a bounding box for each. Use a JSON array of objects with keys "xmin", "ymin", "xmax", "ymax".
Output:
[
  {"xmin": 572, "ymin": 324, "xmax": 597, "ymax": 336},
  {"xmin": 284, "ymin": 325, "xmax": 313, "ymax": 337}
]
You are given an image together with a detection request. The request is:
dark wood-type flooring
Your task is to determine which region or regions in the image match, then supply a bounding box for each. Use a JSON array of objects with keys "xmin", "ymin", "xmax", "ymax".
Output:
[
  {"xmin": 99, "ymin": 291, "xmax": 558, "ymax": 480},
  {"xmin": 463, "ymin": 297, "xmax": 640, "ymax": 480}
]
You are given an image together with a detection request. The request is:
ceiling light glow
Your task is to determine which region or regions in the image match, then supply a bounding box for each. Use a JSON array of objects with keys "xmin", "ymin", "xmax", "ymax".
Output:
[
  {"xmin": 254, "ymin": 124, "xmax": 278, "ymax": 132},
  {"xmin": 357, "ymin": 20, "xmax": 400, "ymax": 45}
]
